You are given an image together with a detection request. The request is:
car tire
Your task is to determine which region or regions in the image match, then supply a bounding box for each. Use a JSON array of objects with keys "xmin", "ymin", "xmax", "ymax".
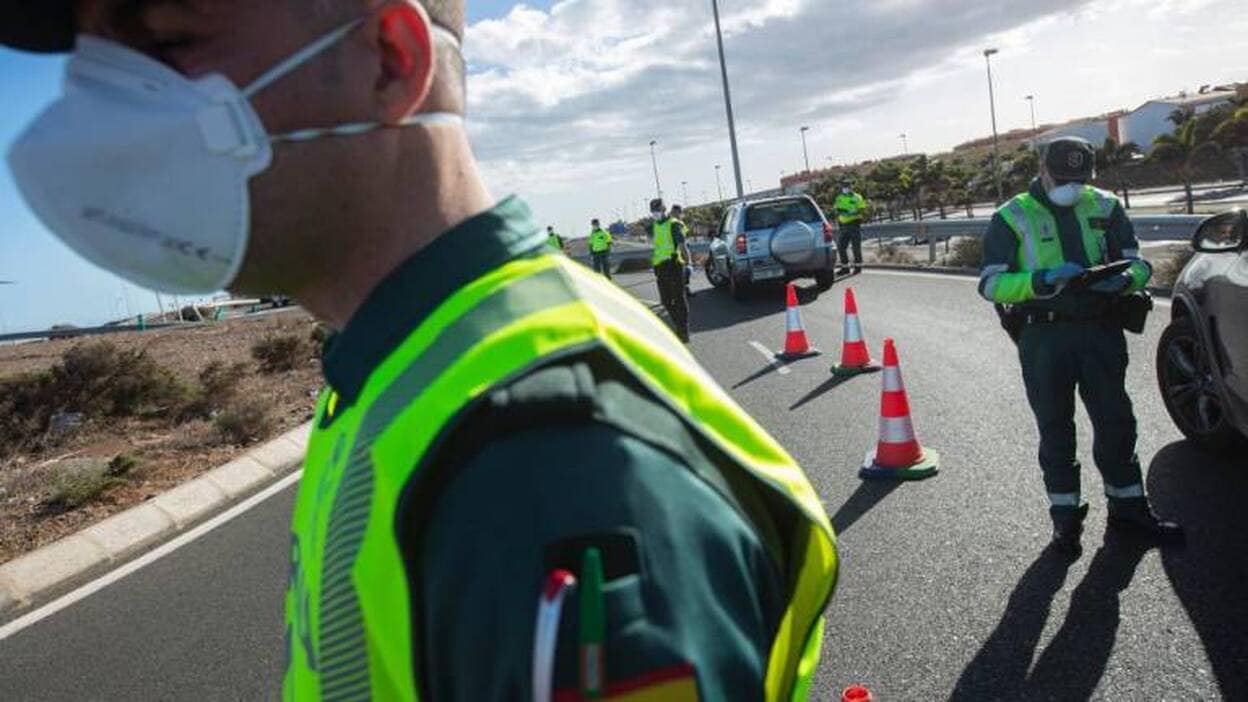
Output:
[
  {"xmin": 705, "ymin": 258, "xmax": 728, "ymax": 288},
  {"xmin": 1156, "ymin": 316, "xmax": 1247, "ymax": 454},
  {"xmin": 814, "ymin": 269, "xmax": 835, "ymax": 291}
]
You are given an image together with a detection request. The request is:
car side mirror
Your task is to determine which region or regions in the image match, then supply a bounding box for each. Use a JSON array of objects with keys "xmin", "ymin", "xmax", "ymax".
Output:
[{"xmin": 1192, "ymin": 210, "xmax": 1246, "ymax": 253}]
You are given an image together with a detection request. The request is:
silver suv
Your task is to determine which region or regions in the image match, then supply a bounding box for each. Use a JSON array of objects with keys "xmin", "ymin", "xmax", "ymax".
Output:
[{"xmin": 704, "ymin": 195, "xmax": 839, "ymax": 299}]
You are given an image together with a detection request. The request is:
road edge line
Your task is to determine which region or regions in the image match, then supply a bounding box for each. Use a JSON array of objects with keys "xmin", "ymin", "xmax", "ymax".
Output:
[{"xmin": 0, "ymin": 422, "xmax": 311, "ymax": 621}]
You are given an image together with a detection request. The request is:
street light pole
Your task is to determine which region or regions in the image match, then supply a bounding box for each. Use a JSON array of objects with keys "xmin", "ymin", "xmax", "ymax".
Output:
[
  {"xmin": 1025, "ymin": 94, "xmax": 1039, "ymax": 153},
  {"xmin": 900, "ymin": 132, "xmax": 909, "ymax": 157},
  {"xmin": 714, "ymin": 165, "xmax": 725, "ymax": 203},
  {"xmin": 648, "ymin": 139, "xmax": 663, "ymax": 201},
  {"xmin": 800, "ymin": 126, "xmax": 811, "ymax": 173},
  {"xmin": 711, "ymin": 0, "xmax": 745, "ymax": 200},
  {"xmin": 983, "ymin": 48, "xmax": 1004, "ymax": 204},
  {"xmin": 681, "ymin": 180, "xmax": 689, "ymax": 204}
]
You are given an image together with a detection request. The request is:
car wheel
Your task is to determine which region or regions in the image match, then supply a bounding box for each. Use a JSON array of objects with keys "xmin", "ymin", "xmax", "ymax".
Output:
[
  {"xmin": 1157, "ymin": 316, "xmax": 1247, "ymax": 453},
  {"xmin": 705, "ymin": 258, "xmax": 728, "ymax": 288},
  {"xmin": 814, "ymin": 269, "xmax": 835, "ymax": 291}
]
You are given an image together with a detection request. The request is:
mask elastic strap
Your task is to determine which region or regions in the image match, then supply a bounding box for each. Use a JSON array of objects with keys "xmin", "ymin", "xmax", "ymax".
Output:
[
  {"xmin": 243, "ymin": 19, "xmax": 462, "ymax": 99},
  {"xmin": 270, "ymin": 111, "xmax": 463, "ymax": 143}
]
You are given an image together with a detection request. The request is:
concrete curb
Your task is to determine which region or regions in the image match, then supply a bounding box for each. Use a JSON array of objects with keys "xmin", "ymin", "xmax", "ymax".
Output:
[{"xmin": 0, "ymin": 422, "xmax": 310, "ymax": 617}]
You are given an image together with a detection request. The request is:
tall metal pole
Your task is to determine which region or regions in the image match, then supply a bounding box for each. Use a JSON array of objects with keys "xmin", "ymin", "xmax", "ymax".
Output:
[
  {"xmin": 648, "ymin": 140, "xmax": 663, "ymax": 201},
  {"xmin": 900, "ymin": 132, "xmax": 908, "ymax": 156},
  {"xmin": 800, "ymin": 126, "xmax": 811, "ymax": 173},
  {"xmin": 1025, "ymin": 94, "xmax": 1039, "ymax": 154},
  {"xmin": 715, "ymin": 165, "xmax": 725, "ymax": 203},
  {"xmin": 984, "ymin": 48, "xmax": 1004, "ymax": 204},
  {"xmin": 681, "ymin": 180, "xmax": 689, "ymax": 204},
  {"xmin": 712, "ymin": 0, "xmax": 744, "ymax": 200}
]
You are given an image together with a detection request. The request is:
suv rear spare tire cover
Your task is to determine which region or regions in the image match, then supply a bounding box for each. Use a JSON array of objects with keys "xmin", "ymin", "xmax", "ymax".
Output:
[{"xmin": 770, "ymin": 220, "xmax": 818, "ymax": 266}]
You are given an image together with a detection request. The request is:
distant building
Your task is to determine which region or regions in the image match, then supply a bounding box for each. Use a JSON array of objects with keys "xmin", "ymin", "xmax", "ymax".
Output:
[
  {"xmin": 1119, "ymin": 89, "xmax": 1238, "ymax": 151},
  {"xmin": 1034, "ymin": 118, "xmax": 1113, "ymax": 148}
]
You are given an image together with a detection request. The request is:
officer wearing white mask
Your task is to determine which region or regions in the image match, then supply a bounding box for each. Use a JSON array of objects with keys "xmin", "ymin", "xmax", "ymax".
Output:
[
  {"xmin": 978, "ymin": 136, "xmax": 1182, "ymax": 560},
  {"xmin": 2, "ymin": 2, "xmax": 839, "ymax": 699}
]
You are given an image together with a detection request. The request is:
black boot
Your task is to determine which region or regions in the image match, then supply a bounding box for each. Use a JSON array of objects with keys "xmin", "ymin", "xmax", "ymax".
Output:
[
  {"xmin": 1049, "ymin": 503, "xmax": 1089, "ymax": 560},
  {"xmin": 1107, "ymin": 498, "xmax": 1184, "ymax": 544}
]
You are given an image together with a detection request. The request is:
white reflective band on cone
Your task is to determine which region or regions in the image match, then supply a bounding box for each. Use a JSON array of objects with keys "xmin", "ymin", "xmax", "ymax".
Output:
[
  {"xmin": 878, "ymin": 416, "xmax": 916, "ymax": 443},
  {"xmin": 844, "ymin": 314, "xmax": 863, "ymax": 342},
  {"xmin": 1104, "ymin": 483, "xmax": 1145, "ymax": 499},
  {"xmin": 1048, "ymin": 492, "xmax": 1081, "ymax": 507},
  {"xmin": 786, "ymin": 307, "xmax": 801, "ymax": 330},
  {"xmin": 882, "ymin": 366, "xmax": 904, "ymax": 392}
]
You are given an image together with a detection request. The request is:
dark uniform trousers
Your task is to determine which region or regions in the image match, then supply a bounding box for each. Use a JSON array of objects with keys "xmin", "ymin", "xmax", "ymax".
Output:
[
  {"xmin": 654, "ymin": 258, "xmax": 689, "ymax": 340},
  {"xmin": 592, "ymin": 251, "xmax": 612, "ymax": 279},
  {"xmin": 838, "ymin": 222, "xmax": 863, "ymax": 266},
  {"xmin": 1018, "ymin": 319, "xmax": 1143, "ymax": 511}
]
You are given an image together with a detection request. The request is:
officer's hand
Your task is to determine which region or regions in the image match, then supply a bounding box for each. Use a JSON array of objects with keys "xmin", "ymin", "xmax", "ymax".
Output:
[
  {"xmin": 1043, "ymin": 262, "xmax": 1085, "ymax": 286},
  {"xmin": 1089, "ymin": 271, "xmax": 1132, "ymax": 294}
]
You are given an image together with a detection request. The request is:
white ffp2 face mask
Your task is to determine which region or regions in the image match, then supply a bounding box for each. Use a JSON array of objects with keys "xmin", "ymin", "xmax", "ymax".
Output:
[
  {"xmin": 1047, "ymin": 183, "xmax": 1084, "ymax": 207},
  {"xmin": 7, "ymin": 19, "xmax": 462, "ymax": 294}
]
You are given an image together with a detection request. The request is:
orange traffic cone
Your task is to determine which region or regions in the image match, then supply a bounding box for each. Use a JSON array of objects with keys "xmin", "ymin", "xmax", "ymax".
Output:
[
  {"xmin": 831, "ymin": 287, "xmax": 880, "ymax": 376},
  {"xmin": 842, "ymin": 685, "xmax": 875, "ymax": 702},
  {"xmin": 777, "ymin": 283, "xmax": 820, "ymax": 360},
  {"xmin": 859, "ymin": 338, "xmax": 939, "ymax": 481}
]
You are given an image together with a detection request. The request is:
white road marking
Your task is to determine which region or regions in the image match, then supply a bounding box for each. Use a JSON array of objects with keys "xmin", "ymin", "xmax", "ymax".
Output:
[
  {"xmin": 749, "ymin": 341, "xmax": 791, "ymax": 375},
  {"xmin": 0, "ymin": 470, "xmax": 304, "ymax": 642}
]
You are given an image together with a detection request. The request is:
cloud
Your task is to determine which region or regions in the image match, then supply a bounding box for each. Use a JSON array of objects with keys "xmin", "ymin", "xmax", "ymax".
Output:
[{"xmin": 463, "ymin": 0, "xmax": 1098, "ymax": 196}]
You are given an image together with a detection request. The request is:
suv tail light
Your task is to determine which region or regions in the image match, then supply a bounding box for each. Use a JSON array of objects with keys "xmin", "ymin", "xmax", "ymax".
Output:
[
  {"xmin": 735, "ymin": 235, "xmax": 748, "ymax": 254},
  {"xmin": 823, "ymin": 222, "xmax": 835, "ymax": 243}
]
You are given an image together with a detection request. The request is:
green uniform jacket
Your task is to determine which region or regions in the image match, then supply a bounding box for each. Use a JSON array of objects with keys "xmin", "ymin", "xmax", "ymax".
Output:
[
  {"xmin": 301, "ymin": 199, "xmax": 803, "ymax": 700},
  {"xmin": 978, "ymin": 179, "xmax": 1151, "ymax": 318},
  {"xmin": 589, "ymin": 227, "xmax": 613, "ymax": 253},
  {"xmin": 833, "ymin": 192, "xmax": 867, "ymax": 225}
]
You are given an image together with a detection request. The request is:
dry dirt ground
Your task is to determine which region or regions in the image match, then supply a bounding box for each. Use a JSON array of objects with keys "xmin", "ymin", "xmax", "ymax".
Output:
[{"xmin": 0, "ymin": 310, "xmax": 324, "ymax": 564}]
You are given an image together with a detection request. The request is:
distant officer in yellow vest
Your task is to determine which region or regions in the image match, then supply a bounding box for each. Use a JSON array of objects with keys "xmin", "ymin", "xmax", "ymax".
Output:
[
  {"xmin": 588, "ymin": 218, "xmax": 613, "ymax": 279},
  {"xmin": 979, "ymin": 137, "xmax": 1182, "ymax": 559},
  {"xmin": 1, "ymin": 3, "xmax": 837, "ymax": 699},
  {"xmin": 669, "ymin": 203, "xmax": 695, "ymax": 298},
  {"xmin": 650, "ymin": 199, "xmax": 690, "ymax": 342},
  {"xmin": 833, "ymin": 182, "xmax": 869, "ymax": 274},
  {"xmin": 546, "ymin": 225, "xmax": 564, "ymax": 251}
]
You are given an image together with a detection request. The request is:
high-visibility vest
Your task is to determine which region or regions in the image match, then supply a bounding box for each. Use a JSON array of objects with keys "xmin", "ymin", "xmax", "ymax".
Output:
[
  {"xmin": 283, "ymin": 253, "xmax": 838, "ymax": 701},
  {"xmin": 834, "ymin": 192, "xmax": 867, "ymax": 224},
  {"xmin": 547, "ymin": 232, "xmax": 562, "ymax": 249},
  {"xmin": 983, "ymin": 186, "xmax": 1149, "ymax": 304},
  {"xmin": 589, "ymin": 227, "xmax": 612, "ymax": 253},
  {"xmin": 652, "ymin": 219, "xmax": 683, "ymax": 265}
]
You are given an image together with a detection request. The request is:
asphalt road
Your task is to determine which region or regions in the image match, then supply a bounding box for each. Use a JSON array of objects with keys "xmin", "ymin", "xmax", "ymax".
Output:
[{"xmin": 2, "ymin": 269, "xmax": 1245, "ymax": 701}]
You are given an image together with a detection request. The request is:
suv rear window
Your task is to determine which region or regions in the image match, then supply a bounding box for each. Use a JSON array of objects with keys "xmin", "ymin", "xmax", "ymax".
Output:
[{"xmin": 744, "ymin": 199, "xmax": 821, "ymax": 231}]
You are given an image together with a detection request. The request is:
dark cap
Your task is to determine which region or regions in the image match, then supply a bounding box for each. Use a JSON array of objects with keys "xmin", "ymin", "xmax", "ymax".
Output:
[
  {"xmin": 1043, "ymin": 137, "xmax": 1096, "ymax": 182},
  {"xmin": 649, "ymin": 198, "xmax": 664, "ymax": 212},
  {"xmin": 0, "ymin": 2, "xmax": 77, "ymax": 53}
]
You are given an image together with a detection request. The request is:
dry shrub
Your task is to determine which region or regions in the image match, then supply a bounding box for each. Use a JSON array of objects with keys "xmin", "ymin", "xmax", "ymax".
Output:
[
  {"xmin": 1153, "ymin": 247, "xmax": 1196, "ymax": 288},
  {"xmin": 946, "ymin": 237, "xmax": 984, "ymax": 269},
  {"xmin": 252, "ymin": 334, "xmax": 310, "ymax": 374},
  {"xmin": 179, "ymin": 361, "xmax": 251, "ymax": 420},
  {"xmin": 877, "ymin": 244, "xmax": 914, "ymax": 265},
  {"xmin": 214, "ymin": 397, "xmax": 276, "ymax": 446}
]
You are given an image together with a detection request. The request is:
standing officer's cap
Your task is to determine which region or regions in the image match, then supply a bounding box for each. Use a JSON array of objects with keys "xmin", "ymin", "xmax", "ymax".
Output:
[
  {"xmin": 1043, "ymin": 137, "xmax": 1096, "ymax": 182},
  {"xmin": 1, "ymin": 2, "xmax": 77, "ymax": 53}
]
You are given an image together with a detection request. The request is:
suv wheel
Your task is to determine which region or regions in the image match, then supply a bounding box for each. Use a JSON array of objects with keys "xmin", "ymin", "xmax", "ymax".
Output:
[
  {"xmin": 814, "ymin": 269, "xmax": 835, "ymax": 292},
  {"xmin": 705, "ymin": 257, "xmax": 728, "ymax": 288},
  {"xmin": 1157, "ymin": 316, "xmax": 1247, "ymax": 453}
]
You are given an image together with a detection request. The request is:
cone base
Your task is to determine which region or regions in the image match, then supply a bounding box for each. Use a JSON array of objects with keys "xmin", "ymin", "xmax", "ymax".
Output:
[
  {"xmin": 831, "ymin": 363, "xmax": 881, "ymax": 377},
  {"xmin": 859, "ymin": 447, "xmax": 940, "ymax": 481},
  {"xmin": 777, "ymin": 349, "xmax": 821, "ymax": 361}
]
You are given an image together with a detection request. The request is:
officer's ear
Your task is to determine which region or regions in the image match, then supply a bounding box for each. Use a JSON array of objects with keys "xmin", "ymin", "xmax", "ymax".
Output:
[{"xmin": 370, "ymin": 1, "xmax": 436, "ymax": 124}]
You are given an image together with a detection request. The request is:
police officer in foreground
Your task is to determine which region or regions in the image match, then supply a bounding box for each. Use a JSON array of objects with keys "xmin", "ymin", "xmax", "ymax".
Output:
[
  {"xmin": 649, "ymin": 199, "xmax": 691, "ymax": 342},
  {"xmin": 979, "ymin": 137, "xmax": 1182, "ymax": 558},
  {"xmin": 546, "ymin": 225, "xmax": 564, "ymax": 251},
  {"xmin": 2, "ymin": 2, "xmax": 836, "ymax": 699},
  {"xmin": 588, "ymin": 217, "xmax": 613, "ymax": 279},
  {"xmin": 834, "ymin": 181, "xmax": 868, "ymax": 274}
]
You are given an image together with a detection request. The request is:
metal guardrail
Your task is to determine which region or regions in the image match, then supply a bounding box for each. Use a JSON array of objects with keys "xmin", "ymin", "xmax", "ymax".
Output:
[
  {"xmin": 574, "ymin": 215, "xmax": 1205, "ymax": 266},
  {"xmin": 0, "ymin": 321, "xmax": 203, "ymax": 343}
]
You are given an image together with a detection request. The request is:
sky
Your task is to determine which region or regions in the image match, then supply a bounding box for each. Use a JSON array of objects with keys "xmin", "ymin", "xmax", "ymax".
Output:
[{"xmin": 1, "ymin": 0, "xmax": 1246, "ymax": 332}]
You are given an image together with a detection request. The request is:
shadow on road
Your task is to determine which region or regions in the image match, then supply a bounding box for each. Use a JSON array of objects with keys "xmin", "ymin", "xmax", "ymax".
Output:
[
  {"xmin": 790, "ymin": 370, "xmax": 876, "ymax": 411},
  {"xmin": 829, "ymin": 480, "xmax": 903, "ymax": 535},
  {"xmin": 950, "ymin": 538, "xmax": 1150, "ymax": 701},
  {"xmin": 689, "ymin": 281, "xmax": 830, "ymax": 334},
  {"xmin": 1149, "ymin": 440, "xmax": 1248, "ymax": 701}
]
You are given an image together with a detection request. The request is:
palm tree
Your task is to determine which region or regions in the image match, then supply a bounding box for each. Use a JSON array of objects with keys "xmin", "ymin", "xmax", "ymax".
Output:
[
  {"xmin": 1212, "ymin": 103, "xmax": 1248, "ymax": 184},
  {"xmin": 1151, "ymin": 109, "xmax": 1220, "ymax": 214},
  {"xmin": 923, "ymin": 159, "xmax": 952, "ymax": 219},
  {"xmin": 1096, "ymin": 139, "xmax": 1140, "ymax": 209}
]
